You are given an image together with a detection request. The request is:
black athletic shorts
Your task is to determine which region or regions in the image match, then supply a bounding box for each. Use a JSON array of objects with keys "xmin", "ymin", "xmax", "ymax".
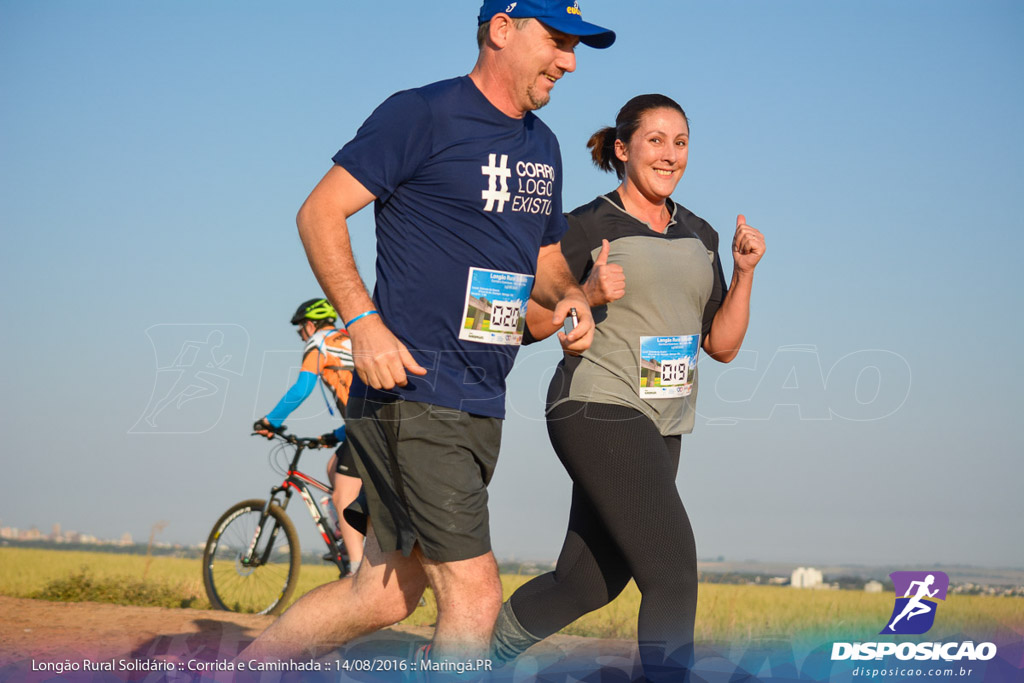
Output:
[
  {"xmin": 342, "ymin": 397, "xmax": 501, "ymax": 563},
  {"xmin": 334, "ymin": 441, "xmax": 357, "ymax": 477}
]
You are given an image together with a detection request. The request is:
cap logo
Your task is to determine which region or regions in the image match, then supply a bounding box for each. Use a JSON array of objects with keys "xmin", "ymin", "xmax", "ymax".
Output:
[
  {"xmin": 505, "ymin": 2, "xmax": 516, "ymax": 12},
  {"xmin": 567, "ymin": 1, "xmax": 581, "ymax": 16}
]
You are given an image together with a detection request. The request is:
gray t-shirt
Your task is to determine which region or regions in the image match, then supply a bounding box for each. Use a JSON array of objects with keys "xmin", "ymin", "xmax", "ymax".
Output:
[{"xmin": 540, "ymin": 192, "xmax": 727, "ymax": 435}]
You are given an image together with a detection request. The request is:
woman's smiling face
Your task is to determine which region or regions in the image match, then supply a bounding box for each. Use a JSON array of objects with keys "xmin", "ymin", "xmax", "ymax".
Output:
[{"xmin": 615, "ymin": 107, "xmax": 690, "ymax": 203}]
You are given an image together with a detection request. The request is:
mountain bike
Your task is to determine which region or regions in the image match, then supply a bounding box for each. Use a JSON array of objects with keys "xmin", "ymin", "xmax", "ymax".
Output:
[{"xmin": 201, "ymin": 432, "xmax": 350, "ymax": 615}]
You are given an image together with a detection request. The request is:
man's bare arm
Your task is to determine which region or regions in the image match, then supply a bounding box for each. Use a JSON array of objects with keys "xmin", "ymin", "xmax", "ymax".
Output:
[
  {"xmin": 297, "ymin": 166, "xmax": 426, "ymax": 389},
  {"xmin": 532, "ymin": 242, "xmax": 593, "ymax": 354},
  {"xmin": 527, "ymin": 238, "xmax": 624, "ymax": 342}
]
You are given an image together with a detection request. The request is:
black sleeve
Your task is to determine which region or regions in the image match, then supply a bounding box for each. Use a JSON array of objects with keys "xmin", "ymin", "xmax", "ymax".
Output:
[
  {"xmin": 700, "ymin": 225, "xmax": 728, "ymax": 339},
  {"xmin": 524, "ymin": 213, "xmax": 593, "ymax": 345},
  {"xmin": 522, "ymin": 319, "xmax": 540, "ymax": 345},
  {"xmin": 559, "ymin": 213, "xmax": 595, "ymax": 284}
]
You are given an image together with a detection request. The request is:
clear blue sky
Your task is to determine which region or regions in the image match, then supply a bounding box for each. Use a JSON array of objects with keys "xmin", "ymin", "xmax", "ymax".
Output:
[{"xmin": 2, "ymin": 1, "xmax": 1022, "ymax": 568}]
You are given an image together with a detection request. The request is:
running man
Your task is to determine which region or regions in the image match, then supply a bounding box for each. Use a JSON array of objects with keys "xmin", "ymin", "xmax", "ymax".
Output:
[
  {"xmin": 253, "ymin": 298, "xmax": 364, "ymax": 573},
  {"xmin": 240, "ymin": 0, "xmax": 614, "ymax": 664},
  {"xmin": 888, "ymin": 574, "xmax": 939, "ymax": 631}
]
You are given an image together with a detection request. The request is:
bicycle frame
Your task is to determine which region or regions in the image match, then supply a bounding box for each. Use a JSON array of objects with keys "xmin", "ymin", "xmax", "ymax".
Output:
[{"xmin": 243, "ymin": 436, "xmax": 349, "ymax": 574}]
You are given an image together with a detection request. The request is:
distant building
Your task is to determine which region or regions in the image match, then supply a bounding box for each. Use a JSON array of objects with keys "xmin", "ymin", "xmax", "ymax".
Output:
[
  {"xmin": 791, "ymin": 566, "xmax": 823, "ymax": 588},
  {"xmin": 864, "ymin": 580, "xmax": 883, "ymax": 593}
]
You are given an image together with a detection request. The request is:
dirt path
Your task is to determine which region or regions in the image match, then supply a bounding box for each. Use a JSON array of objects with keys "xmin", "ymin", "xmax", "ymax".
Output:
[
  {"xmin": 0, "ymin": 596, "xmax": 637, "ymax": 681},
  {"xmin": 0, "ymin": 596, "xmax": 280, "ymax": 662}
]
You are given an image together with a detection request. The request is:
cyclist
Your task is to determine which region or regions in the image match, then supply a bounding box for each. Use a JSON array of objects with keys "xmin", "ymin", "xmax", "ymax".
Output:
[{"xmin": 253, "ymin": 298, "xmax": 364, "ymax": 573}]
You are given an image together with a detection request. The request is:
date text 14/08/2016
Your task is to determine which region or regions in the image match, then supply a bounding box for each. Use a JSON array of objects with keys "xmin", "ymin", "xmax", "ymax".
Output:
[{"xmin": 340, "ymin": 658, "xmax": 494, "ymax": 674}]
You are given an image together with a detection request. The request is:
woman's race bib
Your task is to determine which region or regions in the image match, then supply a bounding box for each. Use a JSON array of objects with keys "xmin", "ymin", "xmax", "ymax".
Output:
[{"xmin": 639, "ymin": 334, "xmax": 700, "ymax": 398}]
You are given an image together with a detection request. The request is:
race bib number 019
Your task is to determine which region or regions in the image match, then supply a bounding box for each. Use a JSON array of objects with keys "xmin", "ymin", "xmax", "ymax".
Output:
[
  {"xmin": 639, "ymin": 334, "xmax": 700, "ymax": 399},
  {"xmin": 459, "ymin": 267, "xmax": 534, "ymax": 345}
]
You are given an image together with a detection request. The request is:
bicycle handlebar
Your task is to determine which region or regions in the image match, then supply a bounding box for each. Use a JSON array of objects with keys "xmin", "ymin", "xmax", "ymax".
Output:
[{"xmin": 250, "ymin": 431, "xmax": 326, "ymax": 448}]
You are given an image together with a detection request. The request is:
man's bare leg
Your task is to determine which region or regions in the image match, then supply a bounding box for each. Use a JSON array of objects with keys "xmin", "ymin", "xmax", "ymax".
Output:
[
  {"xmin": 239, "ymin": 524, "xmax": 427, "ymax": 661},
  {"xmin": 421, "ymin": 550, "xmax": 502, "ymax": 660}
]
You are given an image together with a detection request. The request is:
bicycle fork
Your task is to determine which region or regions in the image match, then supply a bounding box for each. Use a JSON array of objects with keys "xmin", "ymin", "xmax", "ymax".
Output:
[{"xmin": 242, "ymin": 488, "xmax": 291, "ymax": 567}]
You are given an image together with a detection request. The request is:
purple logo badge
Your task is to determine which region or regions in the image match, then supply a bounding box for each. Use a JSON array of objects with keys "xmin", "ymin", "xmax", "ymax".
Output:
[{"xmin": 881, "ymin": 571, "xmax": 949, "ymax": 635}]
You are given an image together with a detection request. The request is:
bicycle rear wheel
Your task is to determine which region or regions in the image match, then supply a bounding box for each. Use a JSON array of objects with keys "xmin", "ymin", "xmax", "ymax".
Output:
[{"xmin": 202, "ymin": 498, "xmax": 300, "ymax": 615}]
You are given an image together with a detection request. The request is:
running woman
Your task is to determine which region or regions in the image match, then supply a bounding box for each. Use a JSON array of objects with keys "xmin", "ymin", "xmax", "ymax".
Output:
[{"xmin": 491, "ymin": 94, "xmax": 766, "ymax": 681}]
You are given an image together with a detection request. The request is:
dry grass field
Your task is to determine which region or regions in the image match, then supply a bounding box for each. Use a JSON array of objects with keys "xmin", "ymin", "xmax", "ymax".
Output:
[
  {"xmin": 2, "ymin": 548, "xmax": 1021, "ymax": 642},
  {"xmin": 494, "ymin": 573, "xmax": 1023, "ymax": 643}
]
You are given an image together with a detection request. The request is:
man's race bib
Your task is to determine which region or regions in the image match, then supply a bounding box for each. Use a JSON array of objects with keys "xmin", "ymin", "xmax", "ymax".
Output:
[
  {"xmin": 459, "ymin": 267, "xmax": 534, "ymax": 345},
  {"xmin": 639, "ymin": 334, "xmax": 700, "ymax": 398}
]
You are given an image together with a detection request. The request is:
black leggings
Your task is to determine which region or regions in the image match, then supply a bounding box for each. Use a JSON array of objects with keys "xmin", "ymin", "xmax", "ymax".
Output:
[{"xmin": 510, "ymin": 401, "xmax": 698, "ymax": 675}]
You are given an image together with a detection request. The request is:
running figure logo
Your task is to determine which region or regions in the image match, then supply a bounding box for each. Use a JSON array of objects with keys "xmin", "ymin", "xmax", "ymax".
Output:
[
  {"xmin": 881, "ymin": 571, "xmax": 949, "ymax": 635},
  {"xmin": 130, "ymin": 324, "xmax": 249, "ymax": 434},
  {"xmin": 481, "ymin": 153, "xmax": 511, "ymax": 212}
]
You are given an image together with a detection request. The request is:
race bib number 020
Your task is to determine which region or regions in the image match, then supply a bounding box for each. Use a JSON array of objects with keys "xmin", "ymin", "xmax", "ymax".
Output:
[
  {"xmin": 639, "ymin": 334, "xmax": 700, "ymax": 399},
  {"xmin": 459, "ymin": 267, "xmax": 534, "ymax": 345}
]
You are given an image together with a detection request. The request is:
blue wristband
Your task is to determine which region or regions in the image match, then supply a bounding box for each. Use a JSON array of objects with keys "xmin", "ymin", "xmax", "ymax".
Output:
[{"xmin": 346, "ymin": 309, "xmax": 379, "ymax": 327}]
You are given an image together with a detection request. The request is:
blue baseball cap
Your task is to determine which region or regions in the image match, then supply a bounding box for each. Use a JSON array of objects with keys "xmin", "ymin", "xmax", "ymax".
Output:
[{"xmin": 478, "ymin": 0, "xmax": 615, "ymax": 49}]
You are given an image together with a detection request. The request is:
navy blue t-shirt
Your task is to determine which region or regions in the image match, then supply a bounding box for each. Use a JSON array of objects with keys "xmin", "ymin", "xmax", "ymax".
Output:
[{"xmin": 333, "ymin": 76, "xmax": 567, "ymax": 418}]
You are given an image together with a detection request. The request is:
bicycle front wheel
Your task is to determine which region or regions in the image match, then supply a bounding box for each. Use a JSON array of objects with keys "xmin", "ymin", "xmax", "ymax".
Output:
[{"xmin": 202, "ymin": 498, "xmax": 300, "ymax": 615}]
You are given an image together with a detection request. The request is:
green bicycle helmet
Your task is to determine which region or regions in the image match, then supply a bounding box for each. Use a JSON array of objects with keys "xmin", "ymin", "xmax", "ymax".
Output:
[{"xmin": 291, "ymin": 298, "xmax": 337, "ymax": 325}]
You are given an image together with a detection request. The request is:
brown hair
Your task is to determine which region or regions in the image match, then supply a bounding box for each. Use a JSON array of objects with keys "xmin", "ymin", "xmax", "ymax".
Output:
[{"xmin": 587, "ymin": 94, "xmax": 689, "ymax": 179}]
